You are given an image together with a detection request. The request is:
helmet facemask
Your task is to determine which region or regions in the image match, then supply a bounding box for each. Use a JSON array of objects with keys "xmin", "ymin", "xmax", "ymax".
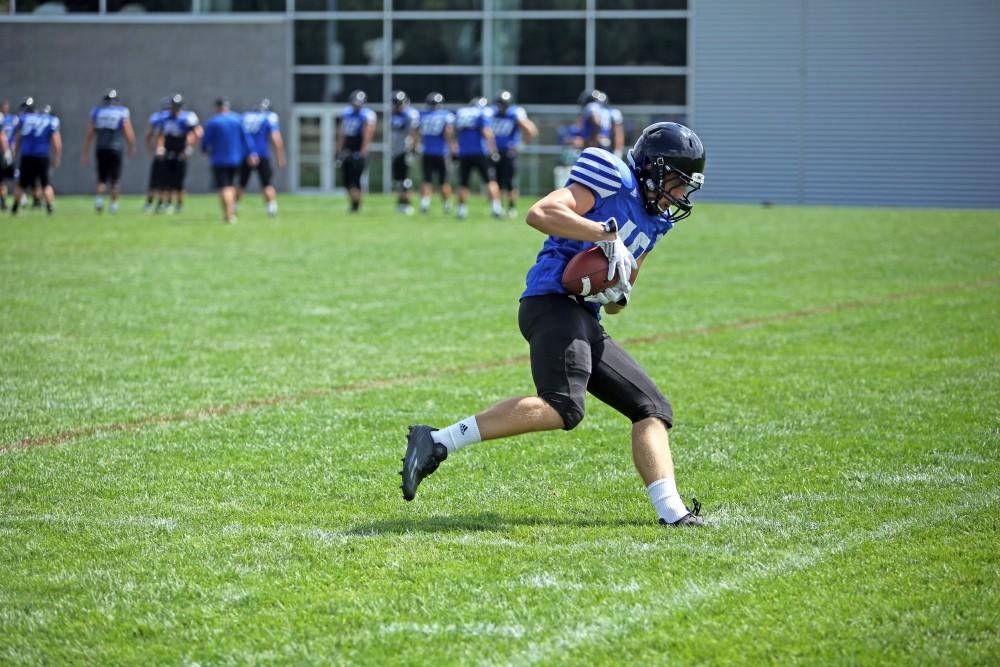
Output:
[{"xmin": 638, "ymin": 156, "xmax": 704, "ymax": 221}]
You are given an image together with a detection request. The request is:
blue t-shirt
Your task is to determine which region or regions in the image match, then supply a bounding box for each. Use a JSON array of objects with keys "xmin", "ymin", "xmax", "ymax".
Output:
[
  {"xmin": 2, "ymin": 112, "xmax": 19, "ymax": 146},
  {"xmin": 90, "ymin": 103, "xmax": 130, "ymax": 152},
  {"xmin": 390, "ymin": 107, "xmax": 421, "ymax": 156},
  {"xmin": 242, "ymin": 110, "xmax": 280, "ymax": 159},
  {"xmin": 521, "ymin": 147, "xmax": 675, "ymax": 317},
  {"xmin": 201, "ymin": 111, "xmax": 254, "ymax": 167},
  {"xmin": 160, "ymin": 110, "xmax": 200, "ymax": 154},
  {"xmin": 341, "ymin": 106, "xmax": 376, "ymax": 152},
  {"xmin": 581, "ymin": 102, "xmax": 612, "ymax": 148},
  {"xmin": 455, "ymin": 104, "xmax": 493, "ymax": 157},
  {"xmin": 17, "ymin": 112, "xmax": 60, "ymax": 158},
  {"xmin": 491, "ymin": 105, "xmax": 527, "ymax": 153},
  {"xmin": 419, "ymin": 108, "xmax": 455, "ymax": 157}
]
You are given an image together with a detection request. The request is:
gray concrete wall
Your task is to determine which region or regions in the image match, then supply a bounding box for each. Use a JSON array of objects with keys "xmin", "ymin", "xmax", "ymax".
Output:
[{"xmin": 0, "ymin": 20, "xmax": 291, "ymax": 195}]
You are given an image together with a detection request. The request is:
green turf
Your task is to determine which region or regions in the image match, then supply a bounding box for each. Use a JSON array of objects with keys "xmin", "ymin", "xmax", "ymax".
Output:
[{"xmin": 1, "ymin": 195, "xmax": 998, "ymax": 665}]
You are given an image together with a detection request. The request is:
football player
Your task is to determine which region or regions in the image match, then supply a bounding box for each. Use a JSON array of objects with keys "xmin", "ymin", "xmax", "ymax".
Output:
[
  {"xmin": 0, "ymin": 99, "xmax": 18, "ymax": 211},
  {"xmin": 389, "ymin": 90, "xmax": 420, "ymax": 215},
  {"xmin": 156, "ymin": 94, "xmax": 202, "ymax": 215},
  {"xmin": 144, "ymin": 97, "xmax": 171, "ymax": 213},
  {"xmin": 336, "ymin": 89, "xmax": 376, "ymax": 213},
  {"xmin": 10, "ymin": 97, "xmax": 61, "ymax": 216},
  {"xmin": 417, "ymin": 92, "xmax": 456, "ymax": 214},
  {"xmin": 491, "ymin": 90, "xmax": 538, "ymax": 218},
  {"xmin": 454, "ymin": 96, "xmax": 503, "ymax": 220},
  {"xmin": 201, "ymin": 97, "xmax": 257, "ymax": 225},
  {"xmin": 400, "ymin": 122, "xmax": 708, "ymax": 527},
  {"xmin": 237, "ymin": 98, "xmax": 286, "ymax": 218},
  {"xmin": 578, "ymin": 88, "xmax": 612, "ymax": 150},
  {"xmin": 81, "ymin": 89, "xmax": 136, "ymax": 214}
]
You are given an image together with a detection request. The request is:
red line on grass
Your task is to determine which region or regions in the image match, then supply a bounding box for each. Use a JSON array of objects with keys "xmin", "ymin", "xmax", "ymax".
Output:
[{"xmin": 3, "ymin": 277, "xmax": 996, "ymax": 453}]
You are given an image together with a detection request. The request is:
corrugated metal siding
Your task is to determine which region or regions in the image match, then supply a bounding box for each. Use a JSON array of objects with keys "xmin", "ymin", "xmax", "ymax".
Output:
[{"xmin": 692, "ymin": 0, "xmax": 1000, "ymax": 208}]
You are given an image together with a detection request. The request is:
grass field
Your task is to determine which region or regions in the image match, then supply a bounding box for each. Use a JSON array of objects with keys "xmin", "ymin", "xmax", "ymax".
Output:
[{"xmin": 1, "ymin": 194, "xmax": 998, "ymax": 665}]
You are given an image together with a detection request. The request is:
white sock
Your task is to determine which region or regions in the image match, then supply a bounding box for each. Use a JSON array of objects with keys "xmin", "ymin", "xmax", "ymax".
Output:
[
  {"xmin": 420, "ymin": 196, "xmax": 430, "ymax": 210},
  {"xmin": 430, "ymin": 416, "xmax": 482, "ymax": 454},
  {"xmin": 109, "ymin": 201, "xmax": 118, "ymax": 213},
  {"xmin": 95, "ymin": 196, "xmax": 103, "ymax": 209},
  {"xmin": 491, "ymin": 199, "xmax": 503, "ymax": 215},
  {"xmin": 647, "ymin": 478, "xmax": 690, "ymax": 524},
  {"xmin": 267, "ymin": 200, "xmax": 278, "ymax": 214}
]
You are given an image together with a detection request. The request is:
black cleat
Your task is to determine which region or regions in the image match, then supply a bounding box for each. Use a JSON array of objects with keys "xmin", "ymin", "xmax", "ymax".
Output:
[
  {"xmin": 400, "ymin": 424, "xmax": 448, "ymax": 501},
  {"xmin": 659, "ymin": 497, "xmax": 704, "ymax": 527}
]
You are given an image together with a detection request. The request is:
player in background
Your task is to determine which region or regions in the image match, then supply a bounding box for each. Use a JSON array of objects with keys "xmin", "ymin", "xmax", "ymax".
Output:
[
  {"xmin": 578, "ymin": 88, "xmax": 612, "ymax": 150},
  {"xmin": 454, "ymin": 96, "xmax": 503, "ymax": 220},
  {"xmin": 335, "ymin": 89, "xmax": 376, "ymax": 214},
  {"xmin": 81, "ymin": 89, "xmax": 136, "ymax": 214},
  {"xmin": 399, "ymin": 122, "xmax": 708, "ymax": 528},
  {"xmin": 0, "ymin": 99, "xmax": 19, "ymax": 211},
  {"xmin": 156, "ymin": 94, "xmax": 202, "ymax": 215},
  {"xmin": 388, "ymin": 90, "xmax": 420, "ymax": 215},
  {"xmin": 144, "ymin": 97, "xmax": 170, "ymax": 213},
  {"xmin": 236, "ymin": 98, "xmax": 286, "ymax": 218},
  {"xmin": 10, "ymin": 97, "xmax": 61, "ymax": 216},
  {"xmin": 606, "ymin": 97, "xmax": 625, "ymax": 159},
  {"xmin": 201, "ymin": 97, "xmax": 257, "ymax": 225},
  {"xmin": 491, "ymin": 90, "xmax": 538, "ymax": 219},
  {"xmin": 417, "ymin": 92, "xmax": 456, "ymax": 214}
]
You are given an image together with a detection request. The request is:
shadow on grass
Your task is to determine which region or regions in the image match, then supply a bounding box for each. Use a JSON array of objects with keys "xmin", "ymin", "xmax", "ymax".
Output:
[{"xmin": 347, "ymin": 513, "xmax": 646, "ymax": 536}]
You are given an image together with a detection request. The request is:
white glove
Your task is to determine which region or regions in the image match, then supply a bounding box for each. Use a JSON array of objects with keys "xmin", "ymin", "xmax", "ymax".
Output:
[
  {"xmin": 584, "ymin": 283, "xmax": 629, "ymax": 307},
  {"xmin": 594, "ymin": 217, "xmax": 637, "ymax": 296}
]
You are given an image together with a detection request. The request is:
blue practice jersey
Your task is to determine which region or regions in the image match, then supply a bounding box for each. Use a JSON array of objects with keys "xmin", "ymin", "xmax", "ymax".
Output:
[
  {"xmin": 17, "ymin": 112, "xmax": 60, "ymax": 158},
  {"xmin": 581, "ymin": 101, "xmax": 612, "ymax": 148},
  {"xmin": 340, "ymin": 106, "xmax": 376, "ymax": 152},
  {"xmin": 2, "ymin": 112, "xmax": 19, "ymax": 147},
  {"xmin": 148, "ymin": 109, "xmax": 169, "ymax": 131},
  {"xmin": 390, "ymin": 107, "xmax": 420, "ymax": 156},
  {"xmin": 90, "ymin": 103, "xmax": 130, "ymax": 152},
  {"xmin": 455, "ymin": 104, "xmax": 493, "ymax": 157},
  {"xmin": 491, "ymin": 105, "xmax": 527, "ymax": 153},
  {"xmin": 419, "ymin": 109, "xmax": 455, "ymax": 156},
  {"xmin": 160, "ymin": 110, "xmax": 200, "ymax": 154},
  {"xmin": 522, "ymin": 147, "xmax": 675, "ymax": 317},
  {"xmin": 242, "ymin": 110, "xmax": 279, "ymax": 159},
  {"xmin": 201, "ymin": 111, "xmax": 254, "ymax": 167}
]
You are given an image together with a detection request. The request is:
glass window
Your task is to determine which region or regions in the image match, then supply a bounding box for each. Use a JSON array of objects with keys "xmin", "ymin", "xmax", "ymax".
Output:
[
  {"xmin": 394, "ymin": 0, "xmax": 479, "ymax": 8},
  {"xmin": 296, "ymin": 0, "xmax": 381, "ymax": 9},
  {"xmin": 595, "ymin": 75, "xmax": 685, "ymax": 106},
  {"xmin": 392, "ymin": 20, "xmax": 481, "ymax": 66},
  {"xmin": 295, "ymin": 74, "xmax": 383, "ymax": 103},
  {"xmin": 202, "ymin": 0, "xmax": 281, "ymax": 9},
  {"xmin": 492, "ymin": 19, "xmax": 585, "ymax": 68},
  {"xmin": 491, "ymin": 75, "xmax": 584, "ymax": 105},
  {"xmin": 299, "ymin": 161, "xmax": 321, "ymax": 189},
  {"xmin": 392, "ymin": 75, "xmax": 483, "ymax": 107},
  {"xmin": 595, "ymin": 19, "xmax": 686, "ymax": 67},
  {"xmin": 298, "ymin": 117, "xmax": 322, "ymax": 158},
  {"xmin": 296, "ymin": 20, "xmax": 384, "ymax": 66},
  {"xmin": 597, "ymin": 0, "xmax": 685, "ymax": 8},
  {"xmin": 495, "ymin": 0, "xmax": 582, "ymax": 7},
  {"xmin": 108, "ymin": 0, "xmax": 192, "ymax": 11},
  {"xmin": 16, "ymin": 0, "xmax": 96, "ymax": 12}
]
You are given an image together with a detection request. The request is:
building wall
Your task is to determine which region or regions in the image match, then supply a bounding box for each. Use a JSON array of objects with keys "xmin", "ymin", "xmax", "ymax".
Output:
[
  {"xmin": 692, "ymin": 0, "xmax": 1000, "ymax": 208},
  {"xmin": 0, "ymin": 20, "xmax": 291, "ymax": 195}
]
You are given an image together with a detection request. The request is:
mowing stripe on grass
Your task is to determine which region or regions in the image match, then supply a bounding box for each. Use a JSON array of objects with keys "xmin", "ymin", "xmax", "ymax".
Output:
[{"xmin": 3, "ymin": 276, "xmax": 996, "ymax": 453}]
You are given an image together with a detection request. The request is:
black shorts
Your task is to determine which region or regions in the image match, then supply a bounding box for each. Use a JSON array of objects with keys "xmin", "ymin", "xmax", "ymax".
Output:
[
  {"xmin": 96, "ymin": 149, "xmax": 123, "ymax": 185},
  {"xmin": 458, "ymin": 154, "xmax": 496, "ymax": 188},
  {"xmin": 1, "ymin": 162, "xmax": 15, "ymax": 181},
  {"xmin": 162, "ymin": 157, "xmax": 187, "ymax": 191},
  {"xmin": 18, "ymin": 155, "xmax": 49, "ymax": 189},
  {"xmin": 342, "ymin": 155, "xmax": 367, "ymax": 189},
  {"xmin": 392, "ymin": 153, "xmax": 412, "ymax": 185},
  {"xmin": 517, "ymin": 294, "xmax": 673, "ymax": 431},
  {"xmin": 238, "ymin": 158, "xmax": 273, "ymax": 189},
  {"xmin": 422, "ymin": 154, "xmax": 448, "ymax": 186},
  {"xmin": 213, "ymin": 165, "xmax": 239, "ymax": 189},
  {"xmin": 148, "ymin": 157, "xmax": 165, "ymax": 190},
  {"xmin": 496, "ymin": 152, "xmax": 517, "ymax": 191}
]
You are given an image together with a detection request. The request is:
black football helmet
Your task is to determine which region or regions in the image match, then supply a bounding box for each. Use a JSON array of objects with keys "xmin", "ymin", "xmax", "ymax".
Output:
[
  {"xmin": 495, "ymin": 90, "xmax": 513, "ymax": 110},
  {"xmin": 170, "ymin": 94, "xmax": 184, "ymax": 110},
  {"xmin": 20, "ymin": 96, "xmax": 35, "ymax": 112},
  {"xmin": 627, "ymin": 122, "xmax": 706, "ymax": 221},
  {"xmin": 577, "ymin": 88, "xmax": 607, "ymax": 107},
  {"xmin": 349, "ymin": 89, "xmax": 367, "ymax": 106},
  {"xmin": 425, "ymin": 91, "xmax": 444, "ymax": 109},
  {"xmin": 469, "ymin": 96, "xmax": 488, "ymax": 107},
  {"xmin": 391, "ymin": 90, "xmax": 408, "ymax": 109},
  {"xmin": 103, "ymin": 88, "xmax": 119, "ymax": 103},
  {"xmin": 257, "ymin": 97, "xmax": 271, "ymax": 112}
]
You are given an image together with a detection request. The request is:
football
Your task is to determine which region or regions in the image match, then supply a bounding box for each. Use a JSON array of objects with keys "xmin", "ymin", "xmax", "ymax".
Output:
[{"xmin": 561, "ymin": 246, "xmax": 640, "ymax": 296}]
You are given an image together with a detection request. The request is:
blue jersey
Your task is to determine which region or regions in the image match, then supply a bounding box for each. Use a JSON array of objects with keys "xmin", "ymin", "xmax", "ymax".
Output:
[
  {"xmin": 522, "ymin": 148, "xmax": 675, "ymax": 317},
  {"xmin": 17, "ymin": 112, "xmax": 60, "ymax": 158},
  {"xmin": 148, "ymin": 109, "xmax": 169, "ymax": 131},
  {"xmin": 2, "ymin": 112, "xmax": 18, "ymax": 147},
  {"xmin": 201, "ymin": 111, "xmax": 254, "ymax": 167},
  {"xmin": 419, "ymin": 109, "xmax": 455, "ymax": 156},
  {"xmin": 160, "ymin": 110, "xmax": 200, "ymax": 154},
  {"xmin": 390, "ymin": 107, "xmax": 420, "ymax": 156},
  {"xmin": 242, "ymin": 110, "xmax": 280, "ymax": 159},
  {"xmin": 491, "ymin": 105, "xmax": 527, "ymax": 153},
  {"xmin": 340, "ymin": 106, "xmax": 376, "ymax": 152},
  {"xmin": 455, "ymin": 104, "xmax": 493, "ymax": 157},
  {"xmin": 582, "ymin": 101, "xmax": 612, "ymax": 148},
  {"xmin": 90, "ymin": 103, "xmax": 130, "ymax": 152}
]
